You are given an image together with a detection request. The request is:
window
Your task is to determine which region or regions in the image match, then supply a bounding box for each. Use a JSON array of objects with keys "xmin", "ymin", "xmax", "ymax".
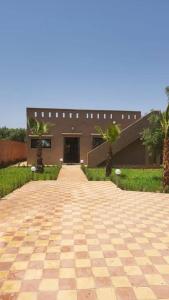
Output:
[
  {"xmin": 134, "ymin": 114, "xmax": 137, "ymax": 120},
  {"xmin": 41, "ymin": 112, "xmax": 44, "ymax": 118},
  {"xmin": 69, "ymin": 112, "xmax": 72, "ymax": 118},
  {"xmin": 86, "ymin": 113, "xmax": 89, "ymax": 119},
  {"xmin": 91, "ymin": 113, "xmax": 93, "ymax": 119},
  {"xmin": 56, "ymin": 112, "xmax": 58, "ymax": 118},
  {"xmin": 92, "ymin": 137, "xmax": 104, "ymax": 149},
  {"xmin": 104, "ymin": 113, "xmax": 106, "ymax": 119},
  {"xmin": 76, "ymin": 113, "xmax": 79, "ymax": 118},
  {"xmin": 128, "ymin": 114, "xmax": 131, "ymax": 119},
  {"xmin": 63, "ymin": 112, "xmax": 65, "ymax": 118},
  {"xmin": 110, "ymin": 114, "xmax": 113, "ymax": 119},
  {"xmin": 31, "ymin": 139, "xmax": 51, "ymax": 148},
  {"xmin": 49, "ymin": 112, "xmax": 51, "ymax": 118},
  {"xmin": 34, "ymin": 112, "xmax": 37, "ymax": 117},
  {"xmin": 97, "ymin": 113, "xmax": 100, "ymax": 119},
  {"xmin": 122, "ymin": 114, "xmax": 124, "ymax": 119}
]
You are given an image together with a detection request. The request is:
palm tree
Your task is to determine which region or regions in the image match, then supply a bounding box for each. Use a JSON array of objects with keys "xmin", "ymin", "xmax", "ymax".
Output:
[
  {"xmin": 165, "ymin": 86, "xmax": 169, "ymax": 102},
  {"xmin": 161, "ymin": 90, "xmax": 169, "ymax": 191},
  {"xmin": 96, "ymin": 123, "xmax": 121, "ymax": 176},
  {"xmin": 28, "ymin": 118, "xmax": 52, "ymax": 173}
]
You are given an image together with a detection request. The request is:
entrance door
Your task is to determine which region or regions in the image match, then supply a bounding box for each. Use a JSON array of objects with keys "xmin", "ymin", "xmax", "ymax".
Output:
[{"xmin": 64, "ymin": 137, "xmax": 80, "ymax": 163}]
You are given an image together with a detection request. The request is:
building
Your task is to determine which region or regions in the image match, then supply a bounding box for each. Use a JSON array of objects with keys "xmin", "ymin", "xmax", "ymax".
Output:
[{"xmin": 26, "ymin": 107, "xmax": 152, "ymax": 167}]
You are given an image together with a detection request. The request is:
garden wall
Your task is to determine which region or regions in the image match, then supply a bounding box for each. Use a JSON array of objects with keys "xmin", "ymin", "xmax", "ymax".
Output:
[{"xmin": 0, "ymin": 140, "xmax": 27, "ymax": 166}]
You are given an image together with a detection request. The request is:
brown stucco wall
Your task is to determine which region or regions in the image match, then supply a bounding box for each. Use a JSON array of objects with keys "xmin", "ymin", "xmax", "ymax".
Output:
[
  {"xmin": 0, "ymin": 140, "xmax": 27, "ymax": 166},
  {"xmin": 27, "ymin": 107, "xmax": 141, "ymax": 165},
  {"xmin": 112, "ymin": 139, "xmax": 146, "ymax": 166},
  {"xmin": 87, "ymin": 111, "xmax": 158, "ymax": 167}
]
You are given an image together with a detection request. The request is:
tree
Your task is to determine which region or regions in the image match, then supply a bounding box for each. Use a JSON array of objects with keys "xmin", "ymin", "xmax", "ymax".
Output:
[
  {"xmin": 141, "ymin": 112, "xmax": 163, "ymax": 164},
  {"xmin": 165, "ymin": 86, "xmax": 169, "ymax": 102},
  {"xmin": 160, "ymin": 87, "xmax": 169, "ymax": 191},
  {"xmin": 0, "ymin": 127, "xmax": 26, "ymax": 142},
  {"xmin": 161, "ymin": 104, "xmax": 169, "ymax": 191},
  {"xmin": 96, "ymin": 123, "xmax": 121, "ymax": 177},
  {"xmin": 141, "ymin": 87, "xmax": 169, "ymax": 191},
  {"xmin": 28, "ymin": 118, "xmax": 52, "ymax": 173}
]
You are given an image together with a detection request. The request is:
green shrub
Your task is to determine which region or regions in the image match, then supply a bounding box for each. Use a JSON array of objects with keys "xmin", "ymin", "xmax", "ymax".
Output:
[
  {"xmin": 82, "ymin": 166, "xmax": 164, "ymax": 193},
  {"xmin": 0, "ymin": 166, "xmax": 61, "ymax": 198}
]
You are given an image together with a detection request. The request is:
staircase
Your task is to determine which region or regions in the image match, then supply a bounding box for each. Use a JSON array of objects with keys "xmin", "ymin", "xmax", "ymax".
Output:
[{"xmin": 87, "ymin": 111, "xmax": 158, "ymax": 167}]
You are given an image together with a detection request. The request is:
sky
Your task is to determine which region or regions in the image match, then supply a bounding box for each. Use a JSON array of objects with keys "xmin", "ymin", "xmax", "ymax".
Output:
[{"xmin": 0, "ymin": 0, "xmax": 169, "ymax": 128}]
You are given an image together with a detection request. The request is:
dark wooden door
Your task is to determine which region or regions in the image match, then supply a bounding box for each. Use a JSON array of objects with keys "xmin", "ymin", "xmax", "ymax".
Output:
[{"xmin": 64, "ymin": 137, "xmax": 80, "ymax": 163}]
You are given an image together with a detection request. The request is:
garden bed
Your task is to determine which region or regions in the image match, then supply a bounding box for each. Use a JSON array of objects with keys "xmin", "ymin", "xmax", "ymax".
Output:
[
  {"xmin": 0, "ymin": 166, "xmax": 60, "ymax": 198},
  {"xmin": 82, "ymin": 165, "xmax": 164, "ymax": 192}
]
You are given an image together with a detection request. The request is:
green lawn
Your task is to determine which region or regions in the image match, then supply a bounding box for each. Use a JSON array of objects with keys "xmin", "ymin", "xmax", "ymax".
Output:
[
  {"xmin": 0, "ymin": 166, "xmax": 61, "ymax": 198},
  {"xmin": 82, "ymin": 166, "xmax": 164, "ymax": 192}
]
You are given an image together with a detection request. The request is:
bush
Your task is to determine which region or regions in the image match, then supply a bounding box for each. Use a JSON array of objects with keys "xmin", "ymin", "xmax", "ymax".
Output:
[
  {"xmin": 0, "ymin": 166, "xmax": 61, "ymax": 198},
  {"xmin": 82, "ymin": 166, "xmax": 164, "ymax": 193}
]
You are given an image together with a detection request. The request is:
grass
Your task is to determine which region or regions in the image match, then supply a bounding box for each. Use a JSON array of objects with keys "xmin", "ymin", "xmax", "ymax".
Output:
[
  {"xmin": 82, "ymin": 165, "xmax": 164, "ymax": 192},
  {"xmin": 0, "ymin": 166, "xmax": 61, "ymax": 198}
]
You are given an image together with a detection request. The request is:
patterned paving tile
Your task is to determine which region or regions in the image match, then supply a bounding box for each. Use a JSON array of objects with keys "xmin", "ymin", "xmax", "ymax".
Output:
[{"xmin": 0, "ymin": 165, "xmax": 169, "ymax": 299}]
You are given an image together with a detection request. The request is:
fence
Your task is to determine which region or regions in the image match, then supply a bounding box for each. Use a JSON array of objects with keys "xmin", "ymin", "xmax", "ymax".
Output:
[{"xmin": 0, "ymin": 140, "xmax": 27, "ymax": 166}]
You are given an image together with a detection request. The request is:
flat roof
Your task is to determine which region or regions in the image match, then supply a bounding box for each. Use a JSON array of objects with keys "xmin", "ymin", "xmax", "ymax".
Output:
[{"xmin": 27, "ymin": 107, "xmax": 141, "ymax": 113}]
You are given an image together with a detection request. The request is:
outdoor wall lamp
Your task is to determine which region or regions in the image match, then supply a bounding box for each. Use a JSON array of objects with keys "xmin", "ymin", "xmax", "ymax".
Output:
[
  {"xmin": 80, "ymin": 159, "xmax": 84, "ymax": 164},
  {"xmin": 60, "ymin": 158, "xmax": 63, "ymax": 165}
]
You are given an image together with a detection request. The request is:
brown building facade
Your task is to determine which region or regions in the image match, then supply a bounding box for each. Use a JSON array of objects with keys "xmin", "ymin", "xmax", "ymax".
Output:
[{"xmin": 27, "ymin": 107, "xmax": 142, "ymax": 166}]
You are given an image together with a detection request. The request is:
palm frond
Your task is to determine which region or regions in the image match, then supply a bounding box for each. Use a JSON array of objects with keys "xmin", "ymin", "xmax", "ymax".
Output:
[
  {"xmin": 165, "ymin": 86, "xmax": 169, "ymax": 98},
  {"xmin": 95, "ymin": 123, "xmax": 121, "ymax": 144},
  {"xmin": 95, "ymin": 126, "xmax": 106, "ymax": 139},
  {"xmin": 28, "ymin": 118, "xmax": 53, "ymax": 136},
  {"xmin": 160, "ymin": 111, "xmax": 169, "ymax": 139},
  {"xmin": 166, "ymin": 103, "xmax": 169, "ymax": 121},
  {"xmin": 28, "ymin": 117, "xmax": 37, "ymax": 129}
]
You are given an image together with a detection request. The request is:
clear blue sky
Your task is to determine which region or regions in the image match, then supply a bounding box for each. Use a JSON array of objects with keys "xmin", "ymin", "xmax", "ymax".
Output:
[{"xmin": 0, "ymin": 0, "xmax": 169, "ymax": 128}]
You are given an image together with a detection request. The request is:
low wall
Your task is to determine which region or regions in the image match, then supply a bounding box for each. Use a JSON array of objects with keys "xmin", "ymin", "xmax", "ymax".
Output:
[{"xmin": 0, "ymin": 140, "xmax": 27, "ymax": 166}]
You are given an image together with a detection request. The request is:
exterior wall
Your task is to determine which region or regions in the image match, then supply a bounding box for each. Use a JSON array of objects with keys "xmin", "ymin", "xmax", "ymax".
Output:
[
  {"xmin": 87, "ymin": 111, "xmax": 158, "ymax": 168},
  {"xmin": 0, "ymin": 140, "xmax": 27, "ymax": 166},
  {"xmin": 27, "ymin": 107, "xmax": 141, "ymax": 165},
  {"xmin": 112, "ymin": 139, "xmax": 146, "ymax": 166}
]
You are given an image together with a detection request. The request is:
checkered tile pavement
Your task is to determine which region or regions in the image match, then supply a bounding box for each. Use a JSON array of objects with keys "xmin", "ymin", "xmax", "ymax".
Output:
[{"xmin": 1, "ymin": 166, "xmax": 169, "ymax": 299}]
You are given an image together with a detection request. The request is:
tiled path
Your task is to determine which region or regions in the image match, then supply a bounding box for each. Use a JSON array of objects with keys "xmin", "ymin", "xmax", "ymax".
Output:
[{"xmin": 1, "ymin": 166, "xmax": 169, "ymax": 299}]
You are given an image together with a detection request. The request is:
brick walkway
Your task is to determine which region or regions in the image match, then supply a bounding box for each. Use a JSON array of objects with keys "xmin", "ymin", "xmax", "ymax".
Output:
[{"xmin": 1, "ymin": 166, "xmax": 169, "ymax": 299}]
